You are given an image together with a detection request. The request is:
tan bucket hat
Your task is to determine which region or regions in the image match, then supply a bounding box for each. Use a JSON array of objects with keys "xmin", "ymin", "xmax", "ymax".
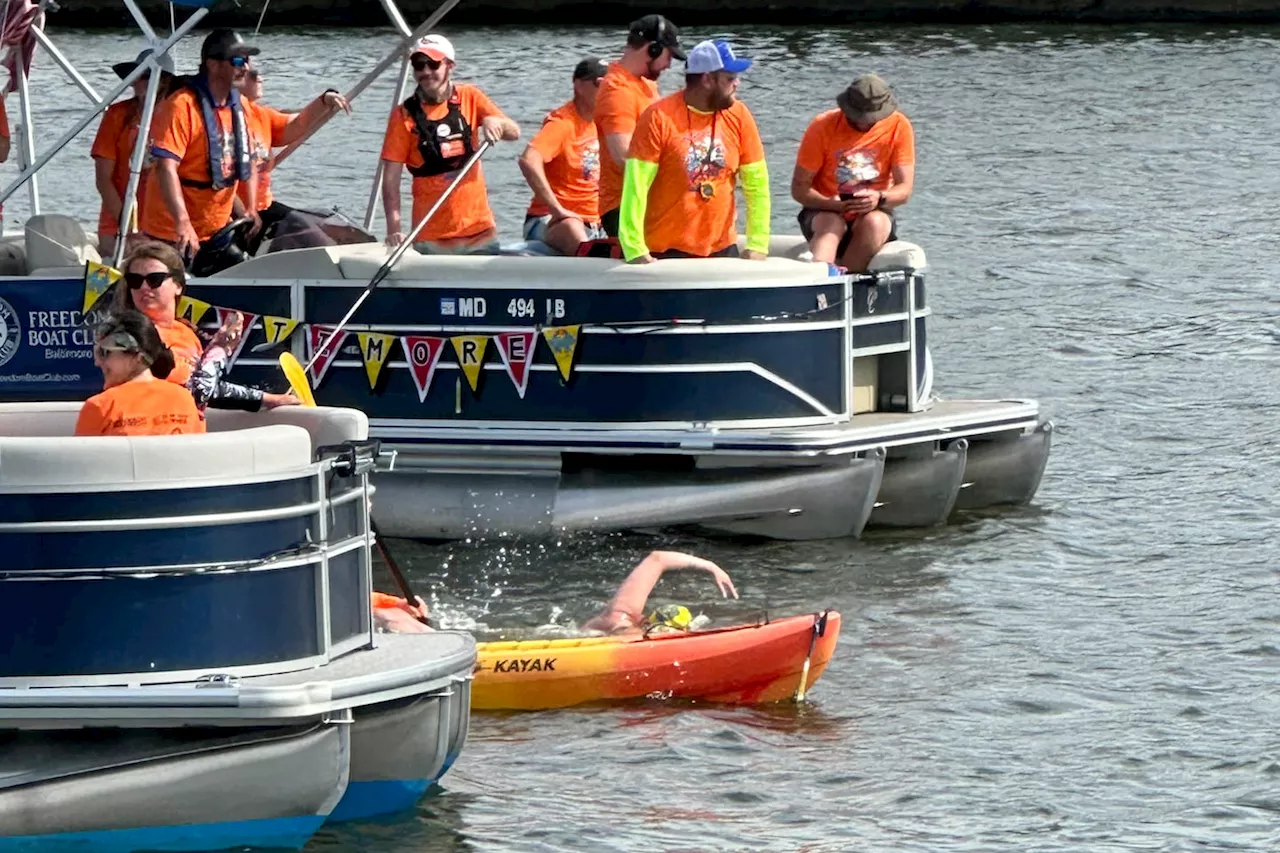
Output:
[{"xmin": 836, "ymin": 74, "xmax": 897, "ymax": 124}]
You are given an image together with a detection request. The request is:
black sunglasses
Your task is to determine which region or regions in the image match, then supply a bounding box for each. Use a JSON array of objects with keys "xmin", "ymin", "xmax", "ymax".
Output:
[
  {"xmin": 411, "ymin": 56, "xmax": 442, "ymax": 72},
  {"xmin": 125, "ymin": 270, "xmax": 171, "ymax": 290}
]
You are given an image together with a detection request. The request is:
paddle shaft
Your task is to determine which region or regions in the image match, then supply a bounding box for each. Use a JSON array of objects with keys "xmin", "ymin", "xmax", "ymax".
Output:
[
  {"xmin": 303, "ymin": 140, "xmax": 493, "ymax": 374},
  {"xmin": 370, "ymin": 517, "xmax": 429, "ymax": 626},
  {"xmin": 794, "ymin": 611, "xmax": 826, "ymax": 702}
]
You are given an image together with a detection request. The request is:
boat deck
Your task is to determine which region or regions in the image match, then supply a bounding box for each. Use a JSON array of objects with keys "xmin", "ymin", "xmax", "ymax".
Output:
[{"xmin": 372, "ymin": 398, "xmax": 1042, "ymax": 458}]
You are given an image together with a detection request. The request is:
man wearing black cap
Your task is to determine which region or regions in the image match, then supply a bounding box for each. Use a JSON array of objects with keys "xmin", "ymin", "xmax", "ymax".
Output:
[
  {"xmin": 594, "ymin": 14, "xmax": 684, "ymax": 238},
  {"xmin": 517, "ymin": 57, "xmax": 607, "ymax": 255},
  {"xmin": 142, "ymin": 28, "xmax": 261, "ymax": 269},
  {"xmin": 791, "ymin": 73, "xmax": 915, "ymax": 272},
  {"xmin": 91, "ymin": 48, "xmax": 176, "ymax": 255}
]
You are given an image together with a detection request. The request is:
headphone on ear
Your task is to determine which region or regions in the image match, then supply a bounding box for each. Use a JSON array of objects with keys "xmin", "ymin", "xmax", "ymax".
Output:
[{"xmin": 647, "ymin": 17, "xmax": 666, "ymax": 59}]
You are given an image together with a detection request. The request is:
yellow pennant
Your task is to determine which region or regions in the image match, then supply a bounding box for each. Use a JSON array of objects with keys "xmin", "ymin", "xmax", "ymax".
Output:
[
  {"xmin": 262, "ymin": 315, "xmax": 300, "ymax": 346},
  {"xmin": 82, "ymin": 261, "xmax": 121, "ymax": 315},
  {"xmin": 356, "ymin": 332, "xmax": 396, "ymax": 389},
  {"xmin": 541, "ymin": 324, "xmax": 581, "ymax": 381},
  {"xmin": 176, "ymin": 295, "xmax": 212, "ymax": 326},
  {"xmin": 450, "ymin": 335, "xmax": 489, "ymax": 392}
]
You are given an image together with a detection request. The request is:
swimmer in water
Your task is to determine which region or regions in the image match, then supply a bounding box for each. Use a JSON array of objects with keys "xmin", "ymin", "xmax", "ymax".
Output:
[{"xmin": 371, "ymin": 550, "xmax": 737, "ymax": 635}]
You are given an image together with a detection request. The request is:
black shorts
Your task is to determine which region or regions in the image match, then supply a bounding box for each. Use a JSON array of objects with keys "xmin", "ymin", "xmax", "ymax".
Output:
[
  {"xmin": 653, "ymin": 244, "xmax": 740, "ymax": 260},
  {"xmin": 797, "ymin": 207, "xmax": 897, "ymax": 259},
  {"xmin": 602, "ymin": 207, "xmax": 620, "ymax": 238}
]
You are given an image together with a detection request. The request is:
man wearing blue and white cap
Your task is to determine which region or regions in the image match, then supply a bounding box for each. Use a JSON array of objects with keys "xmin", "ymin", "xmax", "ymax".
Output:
[{"xmin": 619, "ymin": 39, "xmax": 769, "ymax": 262}]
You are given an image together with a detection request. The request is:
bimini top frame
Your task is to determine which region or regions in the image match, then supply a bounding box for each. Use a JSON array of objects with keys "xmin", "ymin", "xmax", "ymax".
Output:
[{"xmin": 0, "ymin": 0, "xmax": 460, "ymax": 267}]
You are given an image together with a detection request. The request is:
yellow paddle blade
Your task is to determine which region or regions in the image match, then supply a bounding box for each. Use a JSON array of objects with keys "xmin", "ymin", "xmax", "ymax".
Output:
[{"xmin": 279, "ymin": 352, "xmax": 316, "ymax": 407}]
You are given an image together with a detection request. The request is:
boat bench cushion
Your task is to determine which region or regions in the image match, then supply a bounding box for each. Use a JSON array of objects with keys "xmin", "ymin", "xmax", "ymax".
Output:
[
  {"xmin": 24, "ymin": 213, "xmax": 101, "ymax": 272},
  {"xmin": 0, "ymin": 423, "xmax": 313, "ymax": 488},
  {"xmin": 204, "ymin": 406, "xmax": 369, "ymax": 451}
]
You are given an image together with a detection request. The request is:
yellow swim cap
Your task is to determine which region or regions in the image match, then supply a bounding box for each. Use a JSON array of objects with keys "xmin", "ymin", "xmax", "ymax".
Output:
[{"xmin": 645, "ymin": 604, "xmax": 692, "ymax": 631}]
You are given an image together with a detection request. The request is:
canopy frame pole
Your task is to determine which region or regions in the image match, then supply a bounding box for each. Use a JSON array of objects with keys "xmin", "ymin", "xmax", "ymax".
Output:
[{"xmin": 0, "ymin": 10, "xmax": 206, "ymax": 209}]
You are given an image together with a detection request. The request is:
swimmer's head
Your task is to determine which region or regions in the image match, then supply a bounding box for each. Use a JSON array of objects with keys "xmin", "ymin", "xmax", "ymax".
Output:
[{"xmin": 644, "ymin": 604, "xmax": 693, "ymax": 631}]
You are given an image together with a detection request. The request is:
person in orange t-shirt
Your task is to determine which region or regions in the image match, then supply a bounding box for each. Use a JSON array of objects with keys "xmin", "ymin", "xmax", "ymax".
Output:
[
  {"xmin": 380, "ymin": 34, "xmax": 519, "ymax": 255},
  {"xmin": 114, "ymin": 241, "xmax": 298, "ymax": 411},
  {"xmin": 594, "ymin": 14, "xmax": 684, "ymax": 237},
  {"xmin": 142, "ymin": 29, "xmax": 260, "ymax": 272},
  {"xmin": 75, "ymin": 310, "xmax": 205, "ymax": 437},
  {"xmin": 791, "ymin": 74, "xmax": 915, "ymax": 273},
  {"xmin": 239, "ymin": 62, "xmax": 350, "ymax": 240},
  {"xmin": 91, "ymin": 49, "xmax": 175, "ymax": 257},
  {"xmin": 517, "ymin": 57, "xmax": 607, "ymax": 255},
  {"xmin": 619, "ymin": 40, "xmax": 770, "ymax": 263}
]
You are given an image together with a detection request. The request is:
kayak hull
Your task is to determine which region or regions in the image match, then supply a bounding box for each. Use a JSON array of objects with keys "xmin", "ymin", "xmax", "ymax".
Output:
[{"xmin": 472, "ymin": 611, "xmax": 841, "ymax": 711}]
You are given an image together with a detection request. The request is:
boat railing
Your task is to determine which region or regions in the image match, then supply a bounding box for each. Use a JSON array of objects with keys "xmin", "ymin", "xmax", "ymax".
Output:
[{"xmin": 0, "ymin": 404, "xmax": 384, "ymax": 689}]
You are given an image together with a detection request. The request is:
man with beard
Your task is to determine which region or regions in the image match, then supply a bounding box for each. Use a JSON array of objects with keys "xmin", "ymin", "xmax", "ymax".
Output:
[
  {"xmin": 517, "ymin": 57, "xmax": 607, "ymax": 256},
  {"xmin": 790, "ymin": 73, "xmax": 915, "ymax": 272},
  {"xmin": 142, "ymin": 28, "xmax": 261, "ymax": 268},
  {"xmin": 594, "ymin": 14, "xmax": 685, "ymax": 237},
  {"xmin": 380, "ymin": 34, "xmax": 520, "ymax": 254},
  {"xmin": 618, "ymin": 39, "xmax": 769, "ymax": 263}
]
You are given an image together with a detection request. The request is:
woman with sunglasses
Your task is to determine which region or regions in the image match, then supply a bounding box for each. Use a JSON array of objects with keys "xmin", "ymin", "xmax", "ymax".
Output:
[
  {"xmin": 75, "ymin": 310, "xmax": 205, "ymax": 437},
  {"xmin": 116, "ymin": 241, "xmax": 299, "ymax": 411}
]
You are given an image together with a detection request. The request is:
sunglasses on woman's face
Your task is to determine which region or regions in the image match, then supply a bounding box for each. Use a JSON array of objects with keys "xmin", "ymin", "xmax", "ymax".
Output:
[
  {"xmin": 411, "ymin": 56, "xmax": 442, "ymax": 72},
  {"xmin": 125, "ymin": 270, "xmax": 171, "ymax": 290}
]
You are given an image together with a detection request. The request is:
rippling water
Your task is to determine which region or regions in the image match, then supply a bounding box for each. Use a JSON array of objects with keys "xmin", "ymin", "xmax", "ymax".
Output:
[{"xmin": 16, "ymin": 20, "xmax": 1280, "ymax": 852}]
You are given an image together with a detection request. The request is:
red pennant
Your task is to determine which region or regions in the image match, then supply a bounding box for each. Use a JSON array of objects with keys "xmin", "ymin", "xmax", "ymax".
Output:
[
  {"xmin": 214, "ymin": 308, "xmax": 257, "ymax": 371},
  {"xmin": 307, "ymin": 324, "xmax": 350, "ymax": 384},
  {"xmin": 401, "ymin": 335, "xmax": 447, "ymax": 403},
  {"xmin": 495, "ymin": 331, "xmax": 536, "ymax": 399}
]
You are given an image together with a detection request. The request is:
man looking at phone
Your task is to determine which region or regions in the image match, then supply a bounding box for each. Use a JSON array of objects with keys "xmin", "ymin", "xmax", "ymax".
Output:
[{"xmin": 790, "ymin": 73, "xmax": 915, "ymax": 272}]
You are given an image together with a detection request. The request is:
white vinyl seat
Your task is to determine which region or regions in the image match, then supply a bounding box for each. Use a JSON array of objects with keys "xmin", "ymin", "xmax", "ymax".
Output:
[{"xmin": 25, "ymin": 214, "xmax": 101, "ymax": 274}]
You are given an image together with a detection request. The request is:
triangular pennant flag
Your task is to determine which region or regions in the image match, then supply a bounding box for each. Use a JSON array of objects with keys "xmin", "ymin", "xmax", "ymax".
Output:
[
  {"xmin": 450, "ymin": 335, "xmax": 489, "ymax": 392},
  {"xmin": 307, "ymin": 324, "xmax": 350, "ymax": 385},
  {"xmin": 541, "ymin": 325, "xmax": 581, "ymax": 382},
  {"xmin": 176, "ymin": 295, "xmax": 212, "ymax": 326},
  {"xmin": 494, "ymin": 331, "xmax": 536, "ymax": 399},
  {"xmin": 83, "ymin": 261, "xmax": 121, "ymax": 315},
  {"xmin": 401, "ymin": 335, "xmax": 447, "ymax": 403},
  {"xmin": 356, "ymin": 332, "xmax": 397, "ymax": 390},
  {"xmin": 261, "ymin": 315, "xmax": 299, "ymax": 347},
  {"xmin": 214, "ymin": 308, "xmax": 257, "ymax": 371}
]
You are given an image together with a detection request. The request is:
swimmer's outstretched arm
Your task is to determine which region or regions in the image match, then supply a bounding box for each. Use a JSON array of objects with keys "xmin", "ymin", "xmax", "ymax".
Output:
[{"xmin": 583, "ymin": 551, "xmax": 738, "ymax": 632}]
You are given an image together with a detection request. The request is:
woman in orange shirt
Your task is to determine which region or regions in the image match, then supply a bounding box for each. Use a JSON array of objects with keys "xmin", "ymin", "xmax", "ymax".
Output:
[
  {"xmin": 91, "ymin": 49, "xmax": 175, "ymax": 257},
  {"xmin": 114, "ymin": 241, "xmax": 298, "ymax": 411},
  {"xmin": 75, "ymin": 310, "xmax": 205, "ymax": 437}
]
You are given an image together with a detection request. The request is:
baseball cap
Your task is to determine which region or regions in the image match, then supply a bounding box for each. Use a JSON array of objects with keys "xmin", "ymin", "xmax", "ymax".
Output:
[
  {"xmin": 112, "ymin": 48, "xmax": 176, "ymax": 80},
  {"xmin": 685, "ymin": 39, "xmax": 752, "ymax": 74},
  {"xmin": 201, "ymin": 28, "xmax": 260, "ymax": 61},
  {"xmin": 628, "ymin": 14, "xmax": 686, "ymax": 61},
  {"xmin": 836, "ymin": 74, "xmax": 897, "ymax": 123},
  {"xmin": 573, "ymin": 56, "xmax": 607, "ymax": 81},
  {"xmin": 411, "ymin": 34, "xmax": 455, "ymax": 63}
]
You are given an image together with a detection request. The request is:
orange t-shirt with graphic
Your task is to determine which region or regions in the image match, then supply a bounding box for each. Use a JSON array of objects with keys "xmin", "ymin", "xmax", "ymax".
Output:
[
  {"xmin": 155, "ymin": 319, "xmax": 203, "ymax": 387},
  {"xmin": 627, "ymin": 92, "xmax": 766, "ymax": 257},
  {"xmin": 75, "ymin": 380, "xmax": 205, "ymax": 437},
  {"xmin": 240, "ymin": 101, "xmax": 291, "ymax": 211},
  {"xmin": 142, "ymin": 88, "xmax": 246, "ymax": 242},
  {"xmin": 91, "ymin": 98, "xmax": 164, "ymax": 238},
  {"xmin": 525, "ymin": 101, "xmax": 600, "ymax": 220},
  {"xmin": 796, "ymin": 109, "xmax": 915, "ymax": 199},
  {"xmin": 594, "ymin": 62, "xmax": 658, "ymax": 215},
  {"xmin": 379, "ymin": 84, "xmax": 506, "ymax": 242}
]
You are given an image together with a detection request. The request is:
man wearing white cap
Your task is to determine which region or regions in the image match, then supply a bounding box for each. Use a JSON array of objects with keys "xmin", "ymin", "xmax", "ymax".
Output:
[
  {"xmin": 619, "ymin": 39, "xmax": 769, "ymax": 263},
  {"xmin": 379, "ymin": 34, "xmax": 520, "ymax": 253}
]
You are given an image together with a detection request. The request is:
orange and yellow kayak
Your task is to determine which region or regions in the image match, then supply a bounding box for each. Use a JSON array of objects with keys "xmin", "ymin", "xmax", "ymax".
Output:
[{"xmin": 472, "ymin": 611, "xmax": 841, "ymax": 711}]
